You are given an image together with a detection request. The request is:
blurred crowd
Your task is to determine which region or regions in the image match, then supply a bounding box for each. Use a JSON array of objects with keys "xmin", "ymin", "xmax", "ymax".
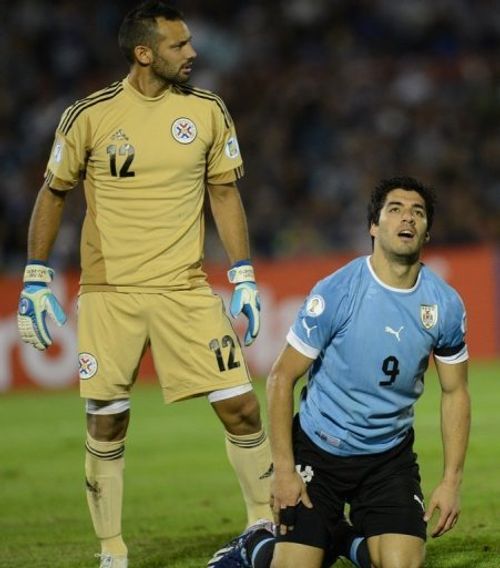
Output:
[{"xmin": 1, "ymin": 0, "xmax": 499, "ymax": 271}]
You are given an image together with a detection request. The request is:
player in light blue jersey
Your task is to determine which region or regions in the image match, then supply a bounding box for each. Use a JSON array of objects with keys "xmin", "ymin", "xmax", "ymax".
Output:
[
  {"xmin": 208, "ymin": 177, "xmax": 470, "ymax": 568},
  {"xmin": 292, "ymin": 250, "xmax": 467, "ymax": 458}
]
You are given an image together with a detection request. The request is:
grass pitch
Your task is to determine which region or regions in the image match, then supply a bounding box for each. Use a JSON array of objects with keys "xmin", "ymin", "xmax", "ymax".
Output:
[{"xmin": 0, "ymin": 360, "xmax": 499, "ymax": 567}]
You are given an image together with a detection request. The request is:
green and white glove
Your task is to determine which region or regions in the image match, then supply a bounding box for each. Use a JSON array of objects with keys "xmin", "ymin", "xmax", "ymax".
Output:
[
  {"xmin": 227, "ymin": 261, "xmax": 261, "ymax": 346},
  {"xmin": 17, "ymin": 262, "xmax": 67, "ymax": 351}
]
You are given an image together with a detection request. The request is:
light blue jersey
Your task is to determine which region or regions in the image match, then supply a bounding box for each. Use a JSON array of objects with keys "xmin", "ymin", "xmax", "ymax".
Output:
[{"xmin": 288, "ymin": 256, "xmax": 468, "ymax": 457}]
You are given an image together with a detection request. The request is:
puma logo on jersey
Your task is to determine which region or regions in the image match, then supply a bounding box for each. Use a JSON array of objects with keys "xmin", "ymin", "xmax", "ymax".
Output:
[
  {"xmin": 111, "ymin": 129, "xmax": 129, "ymax": 141},
  {"xmin": 385, "ymin": 325, "xmax": 404, "ymax": 342},
  {"xmin": 302, "ymin": 318, "xmax": 317, "ymax": 339}
]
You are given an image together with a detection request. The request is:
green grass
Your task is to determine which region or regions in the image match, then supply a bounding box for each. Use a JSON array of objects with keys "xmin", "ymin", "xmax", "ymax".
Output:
[{"xmin": 0, "ymin": 360, "xmax": 498, "ymax": 567}]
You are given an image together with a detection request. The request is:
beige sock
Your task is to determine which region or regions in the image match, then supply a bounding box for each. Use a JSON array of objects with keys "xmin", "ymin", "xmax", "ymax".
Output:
[
  {"xmin": 225, "ymin": 429, "xmax": 273, "ymax": 525},
  {"xmin": 85, "ymin": 434, "xmax": 128, "ymax": 556}
]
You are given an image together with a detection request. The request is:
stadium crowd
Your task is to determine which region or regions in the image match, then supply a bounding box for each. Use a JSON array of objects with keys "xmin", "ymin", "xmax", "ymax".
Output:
[{"xmin": 1, "ymin": 0, "xmax": 499, "ymax": 270}]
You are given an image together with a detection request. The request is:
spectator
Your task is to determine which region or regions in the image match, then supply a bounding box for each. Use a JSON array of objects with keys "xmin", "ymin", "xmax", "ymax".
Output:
[{"xmin": 1, "ymin": 0, "xmax": 499, "ymax": 270}]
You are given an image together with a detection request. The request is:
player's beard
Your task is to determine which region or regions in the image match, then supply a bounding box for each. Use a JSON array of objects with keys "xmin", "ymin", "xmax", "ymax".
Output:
[
  {"xmin": 150, "ymin": 59, "xmax": 189, "ymax": 86},
  {"xmin": 389, "ymin": 235, "xmax": 426, "ymax": 266},
  {"xmin": 389, "ymin": 249, "xmax": 421, "ymax": 266},
  {"xmin": 377, "ymin": 230, "xmax": 425, "ymax": 266}
]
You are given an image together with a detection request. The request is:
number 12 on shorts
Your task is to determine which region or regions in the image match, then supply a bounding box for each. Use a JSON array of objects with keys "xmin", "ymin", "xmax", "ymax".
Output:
[{"xmin": 209, "ymin": 335, "xmax": 241, "ymax": 372}]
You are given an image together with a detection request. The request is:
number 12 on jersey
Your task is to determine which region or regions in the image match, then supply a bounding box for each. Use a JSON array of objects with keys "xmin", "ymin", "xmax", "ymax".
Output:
[{"xmin": 107, "ymin": 144, "xmax": 136, "ymax": 177}]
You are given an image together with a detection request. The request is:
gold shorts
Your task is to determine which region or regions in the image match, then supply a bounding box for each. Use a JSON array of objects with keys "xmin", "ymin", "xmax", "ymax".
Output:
[{"xmin": 77, "ymin": 289, "xmax": 251, "ymax": 403}]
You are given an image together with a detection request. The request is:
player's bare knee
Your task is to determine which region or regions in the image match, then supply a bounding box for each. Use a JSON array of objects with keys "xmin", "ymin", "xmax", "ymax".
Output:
[
  {"xmin": 270, "ymin": 554, "xmax": 321, "ymax": 568},
  {"xmin": 376, "ymin": 553, "xmax": 425, "ymax": 568},
  {"xmin": 377, "ymin": 561, "xmax": 423, "ymax": 568},
  {"xmin": 211, "ymin": 390, "xmax": 262, "ymax": 434},
  {"xmin": 86, "ymin": 399, "xmax": 130, "ymax": 441},
  {"xmin": 270, "ymin": 557, "xmax": 291, "ymax": 568}
]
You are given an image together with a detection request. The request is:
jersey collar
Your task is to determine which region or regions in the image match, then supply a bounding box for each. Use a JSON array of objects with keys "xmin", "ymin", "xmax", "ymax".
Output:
[
  {"xmin": 366, "ymin": 256, "xmax": 422, "ymax": 293},
  {"xmin": 123, "ymin": 76, "xmax": 171, "ymax": 104}
]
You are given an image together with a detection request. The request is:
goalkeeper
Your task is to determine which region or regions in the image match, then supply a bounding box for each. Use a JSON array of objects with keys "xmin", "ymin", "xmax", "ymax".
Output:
[{"xmin": 17, "ymin": 2, "xmax": 272, "ymax": 567}]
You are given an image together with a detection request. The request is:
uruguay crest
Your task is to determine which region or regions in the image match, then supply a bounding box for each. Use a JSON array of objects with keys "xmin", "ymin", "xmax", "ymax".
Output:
[{"xmin": 420, "ymin": 304, "xmax": 438, "ymax": 329}]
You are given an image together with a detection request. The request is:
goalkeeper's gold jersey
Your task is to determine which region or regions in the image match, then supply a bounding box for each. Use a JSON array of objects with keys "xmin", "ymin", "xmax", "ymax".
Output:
[{"xmin": 45, "ymin": 77, "xmax": 244, "ymax": 292}]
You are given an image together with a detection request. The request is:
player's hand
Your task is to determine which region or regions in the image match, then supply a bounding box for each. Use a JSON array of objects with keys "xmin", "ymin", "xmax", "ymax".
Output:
[
  {"xmin": 424, "ymin": 481, "xmax": 461, "ymax": 537},
  {"xmin": 227, "ymin": 261, "xmax": 261, "ymax": 346},
  {"xmin": 17, "ymin": 263, "xmax": 67, "ymax": 351},
  {"xmin": 271, "ymin": 469, "xmax": 312, "ymax": 535}
]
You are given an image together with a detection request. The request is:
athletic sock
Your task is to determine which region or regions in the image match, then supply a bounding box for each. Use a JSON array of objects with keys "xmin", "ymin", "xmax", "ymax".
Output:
[
  {"xmin": 246, "ymin": 529, "xmax": 275, "ymax": 568},
  {"xmin": 85, "ymin": 434, "xmax": 128, "ymax": 556},
  {"xmin": 328, "ymin": 518, "xmax": 370, "ymax": 568},
  {"xmin": 245, "ymin": 527, "xmax": 369, "ymax": 568},
  {"xmin": 349, "ymin": 535, "xmax": 371, "ymax": 568},
  {"xmin": 245, "ymin": 518, "xmax": 370, "ymax": 568},
  {"xmin": 225, "ymin": 429, "xmax": 273, "ymax": 525}
]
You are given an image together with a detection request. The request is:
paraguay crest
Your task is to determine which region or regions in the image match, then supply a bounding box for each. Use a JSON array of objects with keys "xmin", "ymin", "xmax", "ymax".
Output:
[
  {"xmin": 79, "ymin": 352, "xmax": 98, "ymax": 380},
  {"xmin": 171, "ymin": 117, "xmax": 197, "ymax": 144},
  {"xmin": 420, "ymin": 304, "xmax": 438, "ymax": 329}
]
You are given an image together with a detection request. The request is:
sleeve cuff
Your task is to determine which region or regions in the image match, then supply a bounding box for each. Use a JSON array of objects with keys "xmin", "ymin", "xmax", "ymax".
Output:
[
  {"xmin": 286, "ymin": 329, "xmax": 320, "ymax": 360},
  {"xmin": 434, "ymin": 344, "xmax": 469, "ymax": 364}
]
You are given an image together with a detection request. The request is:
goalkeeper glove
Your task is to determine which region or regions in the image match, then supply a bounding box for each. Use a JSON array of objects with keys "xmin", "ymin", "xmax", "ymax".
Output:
[
  {"xmin": 227, "ymin": 260, "xmax": 261, "ymax": 346},
  {"xmin": 17, "ymin": 262, "xmax": 67, "ymax": 351}
]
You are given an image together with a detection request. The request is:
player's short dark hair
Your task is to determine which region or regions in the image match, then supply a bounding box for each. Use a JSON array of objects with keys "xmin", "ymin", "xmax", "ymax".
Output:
[
  {"xmin": 118, "ymin": 1, "xmax": 184, "ymax": 63},
  {"xmin": 367, "ymin": 176, "xmax": 437, "ymax": 231}
]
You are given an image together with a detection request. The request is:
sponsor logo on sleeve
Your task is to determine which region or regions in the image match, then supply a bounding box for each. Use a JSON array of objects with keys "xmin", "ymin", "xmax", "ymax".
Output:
[
  {"xmin": 53, "ymin": 141, "xmax": 64, "ymax": 163},
  {"xmin": 306, "ymin": 295, "xmax": 325, "ymax": 317},
  {"xmin": 301, "ymin": 318, "xmax": 317, "ymax": 339},
  {"xmin": 225, "ymin": 136, "xmax": 240, "ymax": 158}
]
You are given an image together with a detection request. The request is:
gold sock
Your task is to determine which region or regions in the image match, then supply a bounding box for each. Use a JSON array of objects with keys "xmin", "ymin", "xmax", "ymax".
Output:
[
  {"xmin": 225, "ymin": 429, "xmax": 273, "ymax": 525},
  {"xmin": 85, "ymin": 434, "xmax": 128, "ymax": 556}
]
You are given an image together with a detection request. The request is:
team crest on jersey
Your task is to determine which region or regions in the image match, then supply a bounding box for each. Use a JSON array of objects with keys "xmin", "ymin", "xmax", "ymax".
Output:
[
  {"xmin": 79, "ymin": 352, "xmax": 98, "ymax": 380},
  {"xmin": 420, "ymin": 304, "xmax": 438, "ymax": 329},
  {"xmin": 306, "ymin": 295, "xmax": 325, "ymax": 317},
  {"xmin": 225, "ymin": 136, "xmax": 240, "ymax": 159},
  {"xmin": 171, "ymin": 117, "xmax": 197, "ymax": 144}
]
